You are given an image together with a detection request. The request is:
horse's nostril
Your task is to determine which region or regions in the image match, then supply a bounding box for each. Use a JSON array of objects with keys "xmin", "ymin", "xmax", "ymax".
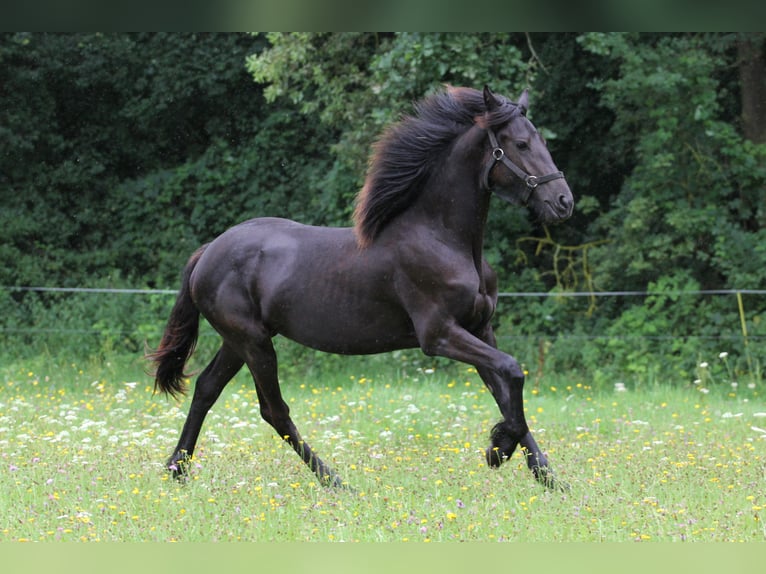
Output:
[{"xmin": 558, "ymin": 194, "xmax": 572, "ymax": 210}]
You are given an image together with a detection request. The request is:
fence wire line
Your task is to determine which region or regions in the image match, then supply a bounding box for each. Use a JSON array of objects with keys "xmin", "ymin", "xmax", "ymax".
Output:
[
  {"xmin": 4, "ymin": 286, "xmax": 766, "ymax": 297},
  {"xmin": 2, "ymin": 286, "xmax": 178, "ymax": 295},
  {"xmin": 1, "ymin": 285, "xmax": 763, "ymax": 339},
  {"xmin": 499, "ymin": 289, "xmax": 766, "ymax": 297},
  {"xmin": 0, "ymin": 326, "xmax": 762, "ymax": 342}
]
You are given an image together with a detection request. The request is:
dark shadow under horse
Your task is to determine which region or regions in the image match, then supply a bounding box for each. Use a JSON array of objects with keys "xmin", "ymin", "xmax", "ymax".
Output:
[{"xmin": 149, "ymin": 86, "xmax": 574, "ymax": 490}]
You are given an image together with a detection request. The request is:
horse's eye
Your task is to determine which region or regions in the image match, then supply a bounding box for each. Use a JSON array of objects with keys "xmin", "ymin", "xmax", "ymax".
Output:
[{"xmin": 515, "ymin": 141, "xmax": 529, "ymax": 151}]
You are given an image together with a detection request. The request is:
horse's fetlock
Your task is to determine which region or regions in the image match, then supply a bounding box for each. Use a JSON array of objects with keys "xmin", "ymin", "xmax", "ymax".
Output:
[{"xmin": 486, "ymin": 420, "xmax": 523, "ymax": 467}]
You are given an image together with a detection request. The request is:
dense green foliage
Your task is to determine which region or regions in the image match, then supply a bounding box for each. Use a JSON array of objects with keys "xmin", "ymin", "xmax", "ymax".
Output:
[{"xmin": 1, "ymin": 33, "xmax": 763, "ymax": 385}]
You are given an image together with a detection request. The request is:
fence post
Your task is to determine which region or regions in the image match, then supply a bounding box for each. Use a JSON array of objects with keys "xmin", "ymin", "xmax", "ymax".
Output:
[{"xmin": 736, "ymin": 290, "xmax": 756, "ymax": 377}]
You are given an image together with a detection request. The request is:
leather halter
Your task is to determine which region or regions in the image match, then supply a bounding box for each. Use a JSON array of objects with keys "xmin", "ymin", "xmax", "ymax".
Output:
[{"xmin": 480, "ymin": 129, "xmax": 565, "ymax": 205}]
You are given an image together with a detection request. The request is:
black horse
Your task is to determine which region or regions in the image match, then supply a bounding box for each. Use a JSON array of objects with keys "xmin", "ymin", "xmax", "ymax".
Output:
[{"xmin": 149, "ymin": 86, "xmax": 573, "ymax": 490}]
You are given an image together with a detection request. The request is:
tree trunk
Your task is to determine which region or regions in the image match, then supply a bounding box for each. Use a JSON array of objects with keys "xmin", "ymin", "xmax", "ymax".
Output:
[{"xmin": 738, "ymin": 33, "xmax": 766, "ymax": 144}]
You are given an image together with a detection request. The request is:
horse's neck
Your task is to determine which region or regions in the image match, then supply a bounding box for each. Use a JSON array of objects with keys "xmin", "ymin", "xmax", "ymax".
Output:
[
  {"xmin": 467, "ymin": 191, "xmax": 492, "ymax": 281},
  {"xmin": 415, "ymin": 142, "xmax": 492, "ymax": 274},
  {"xmin": 470, "ymin": 193, "xmax": 491, "ymax": 274},
  {"xmin": 437, "ymin": 129, "xmax": 489, "ymax": 250}
]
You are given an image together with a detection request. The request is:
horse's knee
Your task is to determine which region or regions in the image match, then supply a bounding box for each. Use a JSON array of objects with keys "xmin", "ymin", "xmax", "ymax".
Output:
[
  {"xmin": 496, "ymin": 355, "xmax": 525, "ymax": 382},
  {"xmin": 417, "ymin": 332, "xmax": 447, "ymax": 358}
]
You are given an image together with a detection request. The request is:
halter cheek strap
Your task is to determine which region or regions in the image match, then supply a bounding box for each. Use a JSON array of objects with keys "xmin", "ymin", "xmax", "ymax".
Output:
[{"xmin": 481, "ymin": 129, "xmax": 565, "ymax": 205}]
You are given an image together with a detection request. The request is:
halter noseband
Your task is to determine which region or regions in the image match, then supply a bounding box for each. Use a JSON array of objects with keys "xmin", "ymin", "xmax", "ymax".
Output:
[{"xmin": 480, "ymin": 129, "xmax": 565, "ymax": 205}]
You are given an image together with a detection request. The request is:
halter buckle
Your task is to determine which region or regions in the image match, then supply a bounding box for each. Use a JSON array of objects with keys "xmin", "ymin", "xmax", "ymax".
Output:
[
  {"xmin": 525, "ymin": 175, "xmax": 539, "ymax": 189},
  {"xmin": 492, "ymin": 148, "xmax": 504, "ymax": 161}
]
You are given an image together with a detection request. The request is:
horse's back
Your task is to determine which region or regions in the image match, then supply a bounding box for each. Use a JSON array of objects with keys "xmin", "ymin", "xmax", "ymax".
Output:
[
  {"xmin": 195, "ymin": 217, "xmax": 356, "ymax": 270},
  {"xmin": 190, "ymin": 216, "xmax": 357, "ymax": 308},
  {"xmin": 190, "ymin": 217, "xmax": 417, "ymax": 353}
]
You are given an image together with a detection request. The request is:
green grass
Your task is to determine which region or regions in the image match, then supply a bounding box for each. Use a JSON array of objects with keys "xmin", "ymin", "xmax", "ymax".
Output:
[{"xmin": 1, "ymin": 350, "xmax": 764, "ymax": 542}]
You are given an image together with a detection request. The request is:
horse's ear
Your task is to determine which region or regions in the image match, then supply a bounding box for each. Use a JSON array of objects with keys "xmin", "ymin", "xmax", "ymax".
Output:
[
  {"xmin": 483, "ymin": 85, "xmax": 501, "ymax": 112},
  {"xmin": 517, "ymin": 89, "xmax": 529, "ymax": 115}
]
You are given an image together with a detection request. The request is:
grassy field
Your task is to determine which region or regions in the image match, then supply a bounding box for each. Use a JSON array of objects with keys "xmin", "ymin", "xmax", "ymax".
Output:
[{"xmin": 1, "ymin": 349, "xmax": 764, "ymax": 542}]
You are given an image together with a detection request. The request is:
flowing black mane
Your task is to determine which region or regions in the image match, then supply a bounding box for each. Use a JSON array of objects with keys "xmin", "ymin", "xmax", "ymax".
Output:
[{"xmin": 353, "ymin": 86, "xmax": 522, "ymax": 246}]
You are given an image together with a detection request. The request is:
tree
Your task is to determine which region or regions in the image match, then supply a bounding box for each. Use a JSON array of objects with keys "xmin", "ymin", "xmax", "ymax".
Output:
[
  {"xmin": 0, "ymin": 33, "xmax": 336, "ymax": 355},
  {"xmin": 574, "ymin": 33, "xmax": 766, "ymax": 378},
  {"xmin": 738, "ymin": 33, "xmax": 766, "ymax": 144},
  {"xmin": 3, "ymin": 33, "xmax": 762, "ymax": 372}
]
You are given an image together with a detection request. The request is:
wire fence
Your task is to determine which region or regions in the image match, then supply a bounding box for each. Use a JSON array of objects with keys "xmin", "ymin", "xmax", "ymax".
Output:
[
  {"xmin": 498, "ymin": 289, "xmax": 766, "ymax": 298},
  {"xmin": 6, "ymin": 285, "xmax": 766, "ymax": 297},
  {"xmin": 3, "ymin": 286, "xmax": 178, "ymax": 295},
  {"xmin": 2, "ymin": 285, "xmax": 765, "ymax": 341}
]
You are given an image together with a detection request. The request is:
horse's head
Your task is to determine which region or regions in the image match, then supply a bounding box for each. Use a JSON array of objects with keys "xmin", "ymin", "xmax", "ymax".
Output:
[{"xmin": 480, "ymin": 86, "xmax": 573, "ymax": 224}]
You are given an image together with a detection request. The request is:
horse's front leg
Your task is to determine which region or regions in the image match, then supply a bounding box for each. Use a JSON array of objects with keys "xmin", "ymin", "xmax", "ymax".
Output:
[
  {"xmin": 474, "ymin": 328, "xmax": 567, "ymax": 491},
  {"xmin": 418, "ymin": 318, "xmax": 565, "ymax": 490},
  {"xmin": 480, "ymin": 373, "xmax": 565, "ymax": 490}
]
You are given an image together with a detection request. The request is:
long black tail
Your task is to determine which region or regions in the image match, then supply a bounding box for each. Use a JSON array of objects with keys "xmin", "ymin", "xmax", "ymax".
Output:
[{"xmin": 147, "ymin": 245, "xmax": 208, "ymax": 399}]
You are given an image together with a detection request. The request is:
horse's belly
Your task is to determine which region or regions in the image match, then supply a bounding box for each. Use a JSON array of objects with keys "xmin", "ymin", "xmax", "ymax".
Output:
[
  {"xmin": 286, "ymin": 328, "xmax": 419, "ymax": 356},
  {"xmin": 272, "ymin": 288, "xmax": 418, "ymax": 355}
]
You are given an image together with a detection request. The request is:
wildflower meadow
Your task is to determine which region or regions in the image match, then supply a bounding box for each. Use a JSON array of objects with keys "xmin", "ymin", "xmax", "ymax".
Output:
[{"xmin": 1, "ymin": 349, "xmax": 763, "ymax": 543}]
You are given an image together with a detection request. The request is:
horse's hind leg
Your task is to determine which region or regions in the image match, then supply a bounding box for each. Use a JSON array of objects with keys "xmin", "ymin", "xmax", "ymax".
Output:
[
  {"xmin": 167, "ymin": 344, "xmax": 244, "ymax": 478},
  {"xmin": 242, "ymin": 335, "xmax": 346, "ymax": 488}
]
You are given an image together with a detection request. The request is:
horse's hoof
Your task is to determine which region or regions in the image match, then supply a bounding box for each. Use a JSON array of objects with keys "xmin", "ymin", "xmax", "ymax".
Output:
[
  {"xmin": 485, "ymin": 446, "xmax": 506, "ymax": 468},
  {"xmin": 167, "ymin": 453, "xmax": 191, "ymax": 482},
  {"xmin": 556, "ymin": 480, "xmax": 571, "ymax": 492},
  {"xmin": 321, "ymin": 473, "xmax": 353, "ymax": 491},
  {"xmin": 532, "ymin": 465, "xmax": 569, "ymax": 492},
  {"xmin": 167, "ymin": 465, "xmax": 188, "ymax": 482}
]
